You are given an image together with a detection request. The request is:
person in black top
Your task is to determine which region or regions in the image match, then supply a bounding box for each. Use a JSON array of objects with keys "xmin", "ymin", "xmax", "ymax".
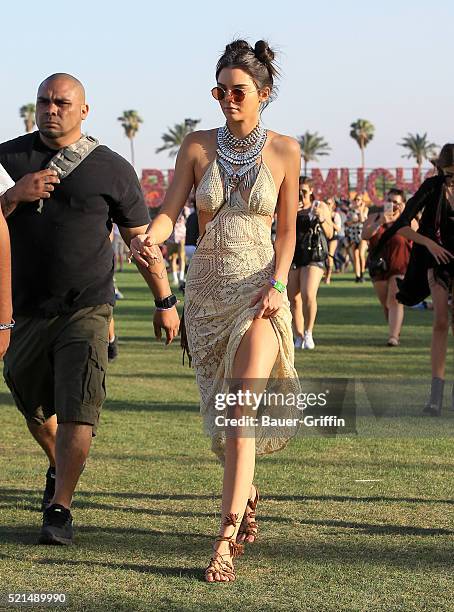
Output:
[
  {"xmin": 287, "ymin": 176, "xmax": 333, "ymax": 350},
  {"xmin": 372, "ymin": 143, "xmax": 454, "ymax": 416},
  {"xmin": 0, "ymin": 73, "xmax": 180, "ymax": 545}
]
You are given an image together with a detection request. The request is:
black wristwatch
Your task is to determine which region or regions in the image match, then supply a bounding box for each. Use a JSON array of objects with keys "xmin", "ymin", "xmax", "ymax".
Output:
[{"xmin": 154, "ymin": 294, "xmax": 177, "ymax": 310}]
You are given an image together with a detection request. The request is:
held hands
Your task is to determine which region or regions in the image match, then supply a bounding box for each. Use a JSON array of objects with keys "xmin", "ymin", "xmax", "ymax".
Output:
[
  {"xmin": 9, "ymin": 170, "xmax": 60, "ymax": 203},
  {"xmin": 425, "ymin": 239, "xmax": 454, "ymax": 265},
  {"xmin": 153, "ymin": 307, "xmax": 180, "ymax": 345},
  {"xmin": 250, "ymin": 283, "xmax": 283, "ymax": 319},
  {"xmin": 129, "ymin": 234, "xmax": 161, "ymax": 267}
]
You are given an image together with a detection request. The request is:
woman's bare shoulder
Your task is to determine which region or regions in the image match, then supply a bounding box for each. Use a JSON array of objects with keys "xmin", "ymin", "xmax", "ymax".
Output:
[
  {"xmin": 267, "ymin": 130, "xmax": 301, "ymax": 157},
  {"xmin": 184, "ymin": 128, "xmax": 217, "ymax": 147},
  {"xmin": 180, "ymin": 129, "xmax": 218, "ymax": 162}
]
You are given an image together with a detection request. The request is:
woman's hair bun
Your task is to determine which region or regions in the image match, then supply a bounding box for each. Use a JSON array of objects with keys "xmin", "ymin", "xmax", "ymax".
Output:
[
  {"xmin": 254, "ymin": 40, "xmax": 275, "ymax": 65},
  {"xmin": 215, "ymin": 38, "xmax": 279, "ymax": 105},
  {"xmin": 224, "ymin": 39, "xmax": 251, "ymax": 55}
]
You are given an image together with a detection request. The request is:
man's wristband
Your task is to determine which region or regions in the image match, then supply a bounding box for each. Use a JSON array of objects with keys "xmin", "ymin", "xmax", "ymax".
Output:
[
  {"xmin": 269, "ymin": 278, "xmax": 286, "ymax": 293},
  {"xmin": 0, "ymin": 320, "xmax": 15, "ymax": 331},
  {"xmin": 154, "ymin": 294, "xmax": 177, "ymax": 310}
]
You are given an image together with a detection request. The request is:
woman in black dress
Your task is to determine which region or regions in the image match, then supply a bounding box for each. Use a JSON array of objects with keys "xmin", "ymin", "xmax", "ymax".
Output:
[{"xmin": 372, "ymin": 144, "xmax": 454, "ymax": 416}]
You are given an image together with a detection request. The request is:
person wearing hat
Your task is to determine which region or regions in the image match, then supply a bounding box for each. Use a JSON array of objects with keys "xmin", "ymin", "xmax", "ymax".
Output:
[{"xmin": 371, "ymin": 143, "xmax": 454, "ymax": 416}]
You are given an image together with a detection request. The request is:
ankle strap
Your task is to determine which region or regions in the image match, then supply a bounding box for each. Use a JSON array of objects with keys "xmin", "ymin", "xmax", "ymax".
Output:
[{"xmin": 215, "ymin": 536, "xmax": 244, "ymax": 559}]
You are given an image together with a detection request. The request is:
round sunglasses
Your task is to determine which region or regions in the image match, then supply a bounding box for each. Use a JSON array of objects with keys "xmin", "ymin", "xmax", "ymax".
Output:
[{"xmin": 211, "ymin": 86, "xmax": 257, "ymax": 103}]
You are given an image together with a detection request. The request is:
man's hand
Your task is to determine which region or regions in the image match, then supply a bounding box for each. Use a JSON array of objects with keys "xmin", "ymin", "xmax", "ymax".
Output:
[
  {"xmin": 153, "ymin": 306, "xmax": 180, "ymax": 345},
  {"xmin": 11, "ymin": 169, "xmax": 60, "ymax": 202},
  {"xmin": 2, "ymin": 170, "xmax": 60, "ymax": 217},
  {"xmin": 0, "ymin": 330, "xmax": 10, "ymax": 359}
]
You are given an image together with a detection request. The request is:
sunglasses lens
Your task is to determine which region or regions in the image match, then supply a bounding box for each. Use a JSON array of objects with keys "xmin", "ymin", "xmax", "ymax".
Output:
[
  {"xmin": 231, "ymin": 89, "xmax": 246, "ymax": 103},
  {"xmin": 211, "ymin": 87, "xmax": 225, "ymax": 101}
]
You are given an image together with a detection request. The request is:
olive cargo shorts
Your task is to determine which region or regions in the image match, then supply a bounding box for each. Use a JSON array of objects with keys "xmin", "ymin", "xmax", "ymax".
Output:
[{"xmin": 3, "ymin": 304, "xmax": 112, "ymax": 435}]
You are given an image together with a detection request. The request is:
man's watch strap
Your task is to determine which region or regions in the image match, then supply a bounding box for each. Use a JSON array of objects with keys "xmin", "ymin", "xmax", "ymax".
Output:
[{"xmin": 154, "ymin": 294, "xmax": 177, "ymax": 310}]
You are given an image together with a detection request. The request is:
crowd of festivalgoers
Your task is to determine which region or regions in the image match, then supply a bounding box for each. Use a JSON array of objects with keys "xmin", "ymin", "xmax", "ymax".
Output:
[
  {"xmin": 142, "ymin": 178, "xmax": 418, "ymax": 351},
  {"xmin": 99, "ymin": 157, "xmax": 454, "ymax": 425}
]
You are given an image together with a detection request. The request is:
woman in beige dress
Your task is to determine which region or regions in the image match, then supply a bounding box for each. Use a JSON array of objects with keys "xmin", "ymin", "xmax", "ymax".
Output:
[{"xmin": 130, "ymin": 39, "xmax": 300, "ymax": 583}]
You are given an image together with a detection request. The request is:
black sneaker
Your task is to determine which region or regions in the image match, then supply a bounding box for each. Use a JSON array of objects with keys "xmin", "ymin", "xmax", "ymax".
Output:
[
  {"xmin": 39, "ymin": 504, "xmax": 73, "ymax": 545},
  {"xmin": 108, "ymin": 337, "xmax": 118, "ymax": 362},
  {"xmin": 41, "ymin": 466, "xmax": 56, "ymax": 512}
]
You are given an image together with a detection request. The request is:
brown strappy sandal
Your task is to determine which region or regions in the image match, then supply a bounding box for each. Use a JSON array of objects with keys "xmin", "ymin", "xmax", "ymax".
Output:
[
  {"xmin": 205, "ymin": 512, "xmax": 244, "ymax": 583},
  {"xmin": 237, "ymin": 486, "xmax": 260, "ymax": 544}
]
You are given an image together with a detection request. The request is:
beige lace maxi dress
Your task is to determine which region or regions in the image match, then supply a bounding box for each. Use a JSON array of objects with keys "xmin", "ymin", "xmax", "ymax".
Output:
[{"xmin": 184, "ymin": 158, "xmax": 301, "ymax": 460}]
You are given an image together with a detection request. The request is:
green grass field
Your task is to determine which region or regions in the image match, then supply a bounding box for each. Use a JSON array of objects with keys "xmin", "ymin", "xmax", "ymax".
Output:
[{"xmin": 1, "ymin": 269, "xmax": 453, "ymax": 612}]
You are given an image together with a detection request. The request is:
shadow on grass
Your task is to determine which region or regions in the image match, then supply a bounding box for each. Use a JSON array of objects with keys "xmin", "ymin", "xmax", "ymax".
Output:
[
  {"xmin": 109, "ymin": 372, "xmax": 195, "ymax": 380},
  {"xmin": 1, "ymin": 488, "xmax": 452, "ymax": 541},
  {"xmin": 1, "ymin": 487, "xmax": 452, "ymax": 507},
  {"xmin": 268, "ymin": 493, "xmax": 454, "ymax": 505},
  {"xmin": 36, "ymin": 557, "xmax": 202, "ymax": 579},
  {"xmin": 104, "ymin": 400, "xmax": 199, "ymax": 412},
  {"xmin": 0, "ymin": 491, "xmax": 213, "ymax": 519},
  {"xmin": 0, "ymin": 524, "xmax": 451, "ymax": 573},
  {"xmin": 0, "ymin": 489, "xmax": 216, "ymax": 503},
  {"xmin": 296, "ymin": 517, "xmax": 453, "ymax": 537},
  {"xmin": 0, "ymin": 524, "xmax": 211, "ymax": 548}
]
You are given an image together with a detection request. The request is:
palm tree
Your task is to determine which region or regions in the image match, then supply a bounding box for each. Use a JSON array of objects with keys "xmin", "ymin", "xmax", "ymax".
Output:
[
  {"xmin": 398, "ymin": 133, "xmax": 438, "ymax": 171},
  {"xmin": 117, "ymin": 110, "xmax": 143, "ymax": 167},
  {"xmin": 350, "ymin": 119, "xmax": 375, "ymax": 169},
  {"xmin": 156, "ymin": 118, "xmax": 201, "ymax": 157},
  {"xmin": 296, "ymin": 131, "xmax": 331, "ymax": 174},
  {"xmin": 19, "ymin": 104, "xmax": 36, "ymax": 133}
]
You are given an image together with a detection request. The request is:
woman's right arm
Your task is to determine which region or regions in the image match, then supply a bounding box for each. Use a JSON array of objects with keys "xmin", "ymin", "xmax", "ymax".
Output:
[
  {"xmin": 397, "ymin": 225, "xmax": 453, "ymax": 265},
  {"xmin": 130, "ymin": 133, "xmax": 199, "ymax": 265},
  {"xmin": 362, "ymin": 213, "xmax": 382, "ymax": 240}
]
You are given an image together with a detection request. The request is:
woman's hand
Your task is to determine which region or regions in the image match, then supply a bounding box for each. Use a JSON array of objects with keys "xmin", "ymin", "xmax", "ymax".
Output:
[
  {"xmin": 129, "ymin": 234, "xmax": 160, "ymax": 268},
  {"xmin": 250, "ymin": 284, "xmax": 284, "ymax": 319},
  {"xmin": 424, "ymin": 239, "xmax": 454, "ymax": 265}
]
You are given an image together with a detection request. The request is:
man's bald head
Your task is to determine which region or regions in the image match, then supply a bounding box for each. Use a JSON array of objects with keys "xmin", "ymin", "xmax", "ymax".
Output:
[
  {"xmin": 38, "ymin": 73, "xmax": 86, "ymax": 104},
  {"xmin": 36, "ymin": 73, "xmax": 89, "ymax": 146}
]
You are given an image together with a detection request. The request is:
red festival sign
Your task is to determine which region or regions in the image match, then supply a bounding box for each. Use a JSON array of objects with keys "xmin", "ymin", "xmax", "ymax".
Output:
[{"xmin": 140, "ymin": 167, "xmax": 435, "ymax": 208}]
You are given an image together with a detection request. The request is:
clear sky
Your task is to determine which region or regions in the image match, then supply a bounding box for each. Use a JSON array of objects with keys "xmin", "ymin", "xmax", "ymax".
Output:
[{"xmin": 1, "ymin": 0, "xmax": 452, "ymax": 173}]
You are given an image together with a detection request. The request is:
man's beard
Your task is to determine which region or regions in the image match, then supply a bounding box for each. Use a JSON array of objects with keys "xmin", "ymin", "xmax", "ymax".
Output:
[{"xmin": 39, "ymin": 128, "xmax": 65, "ymax": 139}]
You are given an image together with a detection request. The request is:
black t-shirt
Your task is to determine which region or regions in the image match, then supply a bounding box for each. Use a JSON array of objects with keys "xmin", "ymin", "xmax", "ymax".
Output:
[{"xmin": 0, "ymin": 132, "xmax": 150, "ymax": 317}]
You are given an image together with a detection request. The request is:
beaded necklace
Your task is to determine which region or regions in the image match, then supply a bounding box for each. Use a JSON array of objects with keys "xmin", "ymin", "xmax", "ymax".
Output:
[{"xmin": 216, "ymin": 122, "xmax": 267, "ymax": 203}]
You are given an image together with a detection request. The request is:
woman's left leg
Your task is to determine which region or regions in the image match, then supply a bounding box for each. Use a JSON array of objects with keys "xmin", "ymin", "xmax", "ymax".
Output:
[
  {"xmin": 206, "ymin": 318, "xmax": 279, "ymax": 582},
  {"xmin": 300, "ymin": 265, "xmax": 324, "ymax": 336},
  {"xmin": 387, "ymin": 275, "xmax": 404, "ymax": 343},
  {"xmin": 287, "ymin": 268, "xmax": 304, "ymax": 340},
  {"xmin": 359, "ymin": 240, "xmax": 368, "ymax": 276},
  {"xmin": 325, "ymin": 240, "xmax": 338, "ymax": 284}
]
